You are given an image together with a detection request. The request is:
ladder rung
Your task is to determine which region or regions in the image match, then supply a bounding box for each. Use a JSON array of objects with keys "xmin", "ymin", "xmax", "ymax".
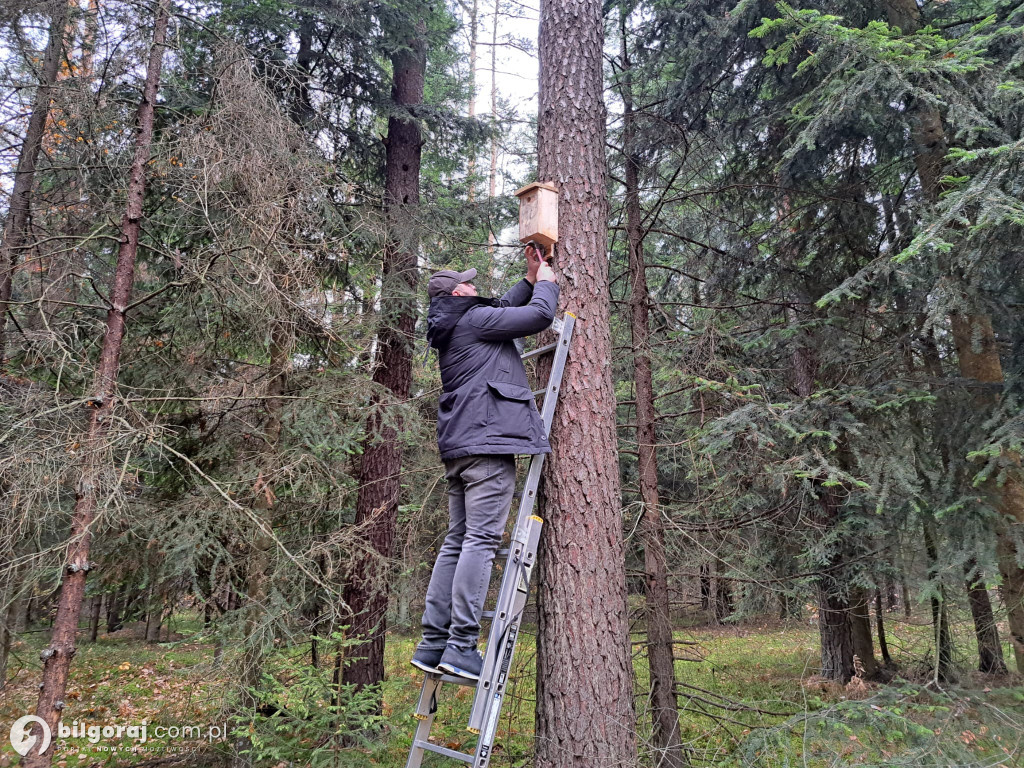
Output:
[
  {"xmin": 424, "ymin": 671, "xmax": 480, "ymax": 687},
  {"xmin": 497, "ymin": 547, "xmax": 510, "ymax": 557},
  {"xmin": 413, "ymin": 740, "xmax": 473, "ymax": 763},
  {"xmin": 532, "ymin": 388, "xmax": 546, "ymax": 397},
  {"xmin": 482, "ymin": 610, "xmax": 495, "ymax": 619},
  {"xmin": 520, "ymin": 342, "xmax": 558, "ymax": 361}
]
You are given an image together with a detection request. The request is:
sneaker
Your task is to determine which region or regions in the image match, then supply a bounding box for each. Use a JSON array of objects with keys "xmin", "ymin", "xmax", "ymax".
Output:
[
  {"xmin": 438, "ymin": 644, "xmax": 483, "ymax": 680},
  {"xmin": 410, "ymin": 646, "xmax": 444, "ymax": 674}
]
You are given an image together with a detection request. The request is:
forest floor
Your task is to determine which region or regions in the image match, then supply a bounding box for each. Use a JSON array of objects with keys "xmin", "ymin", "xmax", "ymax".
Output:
[{"xmin": 1, "ymin": 614, "xmax": 1022, "ymax": 767}]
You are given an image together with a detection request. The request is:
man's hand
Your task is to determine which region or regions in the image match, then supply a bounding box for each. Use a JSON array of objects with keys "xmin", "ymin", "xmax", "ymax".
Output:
[
  {"xmin": 525, "ymin": 243, "xmax": 544, "ymax": 284},
  {"xmin": 536, "ymin": 261, "xmax": 556, "ymax": 284}
]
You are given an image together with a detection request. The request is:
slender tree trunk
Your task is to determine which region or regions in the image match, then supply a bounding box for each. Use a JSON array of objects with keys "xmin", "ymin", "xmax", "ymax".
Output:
[
  {"xmin": 465, "ymin": 0, "xmax": 478, "ymax": 201},
  {"xmin": 620, "ymin": 18, "xmax": 684, "ymax": 766},
  {"xmin": 714, "ymin": 563, "xmax": 733, "ymax": 625},
  {"xmin": 145, "ymin": 588, "xmax": 162, "ymax": 644},
  {"xmin": 964, "ymin": 559, "xmax": 1006, "ymax": 674},
  {"xmin": 87, "ymin": 594, "xmax": 102, "ymax": 643},
  {"xmin": 534, "ymin": 0, "xmax": 638, "ymax": 762},
  {"xmin": 233, "ymin": 323, "xmax": 292, "ymax": 767},
  {"xmin": 874, "ymin": 590, "xmax": 892, "ymax": 666},
  {"xmin": 922, "ymin": 516, "xmax": 956, "ymax": 683},
  {"xmin": 24, "ymin": 6, "xmax": 169, "ymax": 764},
  {"xmin": 341, "ymin": 19, "xmax": 425, "ymax": 697},
  {"xmin": 0, "ymin": 1, "xmax": 70, "ymax": 363},
  {"xmin": 849, "ymin": 587, "xmax": 880, "ymax": 680},
  {"xmin": 290, "ymin": 14, "xmax": 315, "ymax": 126},
  {"xmin": 699, "ymin": 562, "xmax": 711, "ymax": 614},
  {"xmin": 106, "ymin": 586, "xmax": 123, "ymax": 634},
  {"xmin": 1, "ymin": 594, "xmax": 16, "ymax": 685},
  {"xmin": 485, "ymin": 0, "xmax": 500, "ymax": 262}
]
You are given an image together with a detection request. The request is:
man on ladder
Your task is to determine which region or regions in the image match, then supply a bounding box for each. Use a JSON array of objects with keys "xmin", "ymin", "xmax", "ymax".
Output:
[{"xmin": 413, "ymin": 246, "xmax": 558, "ymax": 681}]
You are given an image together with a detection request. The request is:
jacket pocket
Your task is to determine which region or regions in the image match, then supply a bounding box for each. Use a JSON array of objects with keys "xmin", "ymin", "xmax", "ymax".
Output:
[{"xmin": 487, "ymin": 381, "xmax": 538, "ymax": 440}]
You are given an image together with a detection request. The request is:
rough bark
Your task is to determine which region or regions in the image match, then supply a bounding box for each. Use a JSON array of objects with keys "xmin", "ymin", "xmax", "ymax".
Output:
[
  {"xmin": 964, "ymin": 560, "xmax": 1007, "ymax": 674},
  {"xmin": 620, "ymin": 19, "xmax": 684, "ymax": 766},
  {"xmin": 341, "ymin": 21, "xmax": 425, "ymax": 696},
  {"xmin": 0, "ymin": 0, "xmax": 70, "ymax": 363},
  {"xmin": 24, "ymin": 5, "xmax": 169, "ymax": 765},
  {"xmin": 849, "ymin": 588, "xmax": 880, "ymax": 680},
  {"xmin": 818, "ymin": 582, "xmax": 855, "ymax": 683},
  {"xmin": 534, "ymin": 0, "xmax": 638, "ymax": 762},
  {"xmin": 815, "ymin": 488, "xmax": 855, "ymax": 683}
]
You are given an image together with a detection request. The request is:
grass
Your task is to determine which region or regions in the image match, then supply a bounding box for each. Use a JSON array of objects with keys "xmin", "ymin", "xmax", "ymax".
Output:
[{"xmin": 2, "ymin": 613, "xmax": 1022, "ymax": 767}]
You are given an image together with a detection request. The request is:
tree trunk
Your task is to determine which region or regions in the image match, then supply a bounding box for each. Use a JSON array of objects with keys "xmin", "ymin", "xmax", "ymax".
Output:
[
  {"xmin": 619, "ymin": 17, "xmax": 684, "ymax": 766},
  {"xmin": 950, "ymin": 315, "xmax": 1024, "ymax": 672},
  {"xmin": 87, "ymin": 594, "xmax": 102, "ymax": 643},
  {"xmin": 815, "ymin": 490, "xmax": 854, "ymax": 682},
  {"xmin": 234, "ymin": 323, "xmax": 292, "ymax": 767},
  {"xmin": 699, "ymin": 562, "xmax": 711, "ymax": 614},
  {"xmin": 922, "ymin": 516, "xmax": 956, "ymax": 683},
  {"xmin": 485, "ymin": 0, "xmax": 500, "ymax": 261},
  {"xmin": 793, "ymin": 340, "xmax": 855, "ymax": 683},
  {"xmin": 534, "ymin": 0, "xmax": 638, "ymax": 762},
  {"xmin": 885, "ymin": 0, "xmax": 1024, "ymax": 673},
  {"xmin": 465, "ymin": 0, "xmax": 478, "ymax": 201},
  {"xmin": 818, "ymin": 582, "xmax": 855, "ymax": 683},
  {"xmin": 874, "ymin": 590, "xmax": 892, "ymax": 667},
  {"xmin": 24, "ymin": 6, "xmax": 169, "ymax": 764},
  {"xmin": 0, "ymin": 0, "xmax": 70, "ymax": 362},
  {"xmin": 964, "ymin": 560, "xmax": 1006, "ymax": 674},
  {"xmin": 714, "ymin": 563, "xmax": 733, "ymax": 625},
  {"xmin": 341, "ymin": 19, "xmax": 425, "ymax": 697},
  {"xmin": 1, "ymin": 595, "xmax": 16, "ymax": 686},
  {"xmin": 849, "ymin": 587, "xmax": 880, "ymax": 680},
  {"xmin": 145, "ymin": 589, "xmax": 162, "ymax": 645},
  {"xmin": 106, "ymin": 586, "xmax": 123, "ymax": 634}
]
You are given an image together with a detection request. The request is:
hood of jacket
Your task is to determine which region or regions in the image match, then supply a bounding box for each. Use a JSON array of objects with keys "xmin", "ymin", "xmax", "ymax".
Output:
[{"xmin": 426, "ymin": 295, "xmax": 498, "ymax": 349}]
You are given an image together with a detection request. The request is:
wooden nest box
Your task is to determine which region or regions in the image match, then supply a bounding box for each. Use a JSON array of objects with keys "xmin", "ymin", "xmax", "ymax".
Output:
[{"xmin": 515, "ymin": 182, "xmax": 558, "ymax": 246}]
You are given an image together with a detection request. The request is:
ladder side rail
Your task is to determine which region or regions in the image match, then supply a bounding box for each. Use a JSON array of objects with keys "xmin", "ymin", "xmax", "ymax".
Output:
[
  {"xmin": 508, "ymin": 313, "xmax": 573, "ymax": 546},
  {"xmin": 406, "ymin": 676, "xmax": 444, "ymax": 768},
  {"xmin": 467, "ymin": 464, "xmax": 543, "ymax": 731},
  {"xmin": 468, "ymin": 314, "xmax": 575, "ymax": 731},
  {"xmin": 471, "ymin": 520, "xmax": 544, "ymax": 768}
]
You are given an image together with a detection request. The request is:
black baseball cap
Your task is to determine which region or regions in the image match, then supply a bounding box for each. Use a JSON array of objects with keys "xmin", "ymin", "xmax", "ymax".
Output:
[{"xmin": 428, "ymin": 268, "xmax": 477, "ymax": 298}]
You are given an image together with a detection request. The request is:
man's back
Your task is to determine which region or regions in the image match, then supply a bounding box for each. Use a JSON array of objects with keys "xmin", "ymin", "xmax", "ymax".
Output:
[{"xmin": 426, "ymin": 279, "xmax": 559, "ymax": 460}]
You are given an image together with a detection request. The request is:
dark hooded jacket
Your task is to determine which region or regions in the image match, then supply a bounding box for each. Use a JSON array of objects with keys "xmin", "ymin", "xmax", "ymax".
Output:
[{"xmin": 427, "ymin": 278, "xmax": 559, "ymax": 460}]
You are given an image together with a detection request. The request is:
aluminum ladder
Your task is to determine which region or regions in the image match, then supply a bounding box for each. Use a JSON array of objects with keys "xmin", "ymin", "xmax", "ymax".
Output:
[{"xmin": 405, "ymin": 312, "xmax": 576, "ymax": 768}]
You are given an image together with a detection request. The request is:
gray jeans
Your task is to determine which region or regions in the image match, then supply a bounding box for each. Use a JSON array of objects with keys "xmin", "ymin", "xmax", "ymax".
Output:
[{"xmin": 420, "ymin": 454, "xmax": 516, "ymax": 650}]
